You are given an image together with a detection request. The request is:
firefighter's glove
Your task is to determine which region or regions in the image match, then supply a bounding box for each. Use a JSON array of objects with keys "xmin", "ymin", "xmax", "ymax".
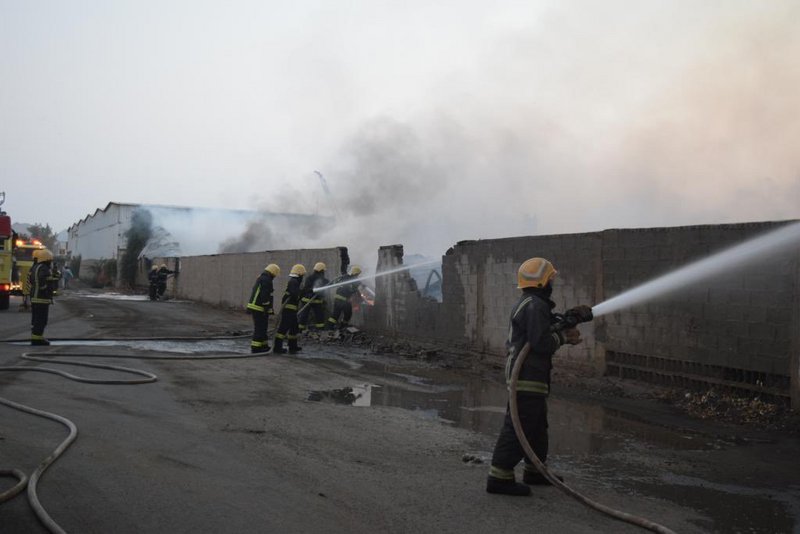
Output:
[
  {"xmin": 567, "ymin": 305, "xmax": 593, "ymax": 323},
  {"xmin": 563, "ymin": 328, "xmax": 582, "ymax": 345}
]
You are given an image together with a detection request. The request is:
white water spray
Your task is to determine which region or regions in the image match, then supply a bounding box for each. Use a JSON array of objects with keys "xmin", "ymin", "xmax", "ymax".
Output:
[
  {"xmin": 314, "ymin": 259, "xmax": 440, "ymax": 293},
  {"xmin": 592, "ymin": 222, "xmax": 800, "ymax": 317}
]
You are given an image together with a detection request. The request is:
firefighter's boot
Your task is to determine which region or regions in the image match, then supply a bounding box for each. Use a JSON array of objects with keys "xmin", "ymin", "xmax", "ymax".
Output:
[
  {"xmin": 523, "ymin": 468, "xmax": 563, "ymax": 486},
  {"xmin": 288, "ymin": 338, "xmax": 302, "ymax": 354},
  {"xmin": 486, "ymin": 476, "xmax": 531, "ymax": 496},
  {"xmin": 31, "ymin": 337, "xmax": 50, "ymax": 346},
  {"xmin": 272, "ymin": 338, "xmax": 287, "ymax": 354}
]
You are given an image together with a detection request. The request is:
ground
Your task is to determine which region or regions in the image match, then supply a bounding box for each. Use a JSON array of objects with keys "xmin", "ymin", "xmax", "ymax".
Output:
[{"xmin": 1, "ymin": 287, "xmax": 798, "ymax": 533}]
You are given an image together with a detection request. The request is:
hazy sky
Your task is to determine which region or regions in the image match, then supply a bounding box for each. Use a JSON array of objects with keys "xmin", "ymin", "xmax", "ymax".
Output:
[{"xmin": 2, "ymin": 1, "xmax": 798, "ymax": 259}]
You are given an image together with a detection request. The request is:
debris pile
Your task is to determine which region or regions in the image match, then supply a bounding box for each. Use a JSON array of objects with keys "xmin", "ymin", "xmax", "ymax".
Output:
[{"xmin": 674, "ymin": 389, "xmax": 800, "ymax": 433}]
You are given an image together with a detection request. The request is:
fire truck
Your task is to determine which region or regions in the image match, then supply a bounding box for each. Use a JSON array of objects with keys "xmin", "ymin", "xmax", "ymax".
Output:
[{"xmin": 0, "ymin": 192, "xmax": 12, "ymax": 310}]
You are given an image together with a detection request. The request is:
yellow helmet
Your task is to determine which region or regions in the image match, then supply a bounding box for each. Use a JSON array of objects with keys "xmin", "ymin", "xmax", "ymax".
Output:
[
  {"xmin": 33, "ymin": 248, "xmax": 54, "ymax": 262},
  {"xmin": 350, "ymin": 265, "xmax": 362, "ymax": 276},
  {"xmin": 265, "ymin": 264, "xmax": 280, "ymax": 277},
  {"xmin": 151, "ymin": 265, "xmax": 158, "ymax": 271},
  {"xmin": 290, "ymin": 264, "xmax": 306, "ymax": 276},
  {"xmin": 517, "ymin": 258, "xmax": 557, "ymax": 289},
  {"xmin": 313, "ymin": 262, "xmax": 326, "ymax": 272}
]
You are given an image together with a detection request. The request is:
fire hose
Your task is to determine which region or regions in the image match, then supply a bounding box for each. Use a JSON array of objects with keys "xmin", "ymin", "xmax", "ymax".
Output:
[
  {"xmin": 0, "ymin": 343, "xmax": 269, "ymax": 534},
  {"xmin": 509, "ymin": 342, "xmax": 677, "ymax": 534}
]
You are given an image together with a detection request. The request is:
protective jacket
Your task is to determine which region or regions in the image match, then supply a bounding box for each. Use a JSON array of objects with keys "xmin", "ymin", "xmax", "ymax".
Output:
[
  {"xmin": 301, "ymin": 270, "xmax": 328, "ymax": 301},
  {"xmin": 333, "ymin": 274, "xmax": 360, "ymax": 299},
  {"xmin": 29, "ymin": 262, "xmax": 58, "ymax": 304},
  {"xmin": 504, "ymin": 287, "xmax": 565, "ymax": 396},
  {"xmin": 247, "ymin": 272, "xmax": 275, "ymax": 314},
  {"xmin": 156, "ymin": 267, "xmax": 174, "ymax": 283},
  {"xmin": 281, "ymin": 275, "xmax": 302, "ymax": 311}
]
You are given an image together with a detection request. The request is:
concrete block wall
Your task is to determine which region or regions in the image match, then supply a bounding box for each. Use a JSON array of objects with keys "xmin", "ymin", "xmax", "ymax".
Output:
[
  {"xmin": 439, "ymin": 234, "xmax": 601, "ymax": 361},
  {"xmin": 367, "ymin": 245, "xmax": 442, "ymax": 338},
  {"xmin": 369, "ymin": 221, "xmax": 800, "ymax": 407},
  {"xmin": 599, "ymin": 222, "xmax": 799, "ymax": 399},
  {"xmin": 172, "ymin": 247, "xmax": 347, "ymax": 309}
]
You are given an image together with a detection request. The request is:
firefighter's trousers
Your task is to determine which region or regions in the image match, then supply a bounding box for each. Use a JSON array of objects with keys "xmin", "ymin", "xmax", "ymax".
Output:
[
  {"xmin": 327, "ymin": 297, "xmax": 352, "ymax": 329},
  {"xmin": 275, "ymin": 307, "xmax": 300, "ymax": 350},
  {"xmin": 298, "ymin": 297, "xmax": 327, "ymax": 330},
  {"xmin": 490, "ymin": 395, "xmax": 549, "ymax": 474},
  {"xmin": 31, "ymin": 303, "xmax": 50, "ymax": 339},
  {"xmin": 250, "ymin": 310, "xmax": 270, "ymax": 351}
]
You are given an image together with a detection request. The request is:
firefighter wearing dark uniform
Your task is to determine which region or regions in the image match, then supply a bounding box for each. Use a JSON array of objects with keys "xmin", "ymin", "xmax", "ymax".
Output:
[
  {"xmin": 486, "ymin": 258, "xmax": 589, "ymax": 496},
  {"xmin": 298, "ymin": 262, "xmax": 329, "ymax": 332},
  {"xmin": 246, "ymin": 264, "xmax": 280, "ymax": 353},
  {"xmin": 274, "ymin": 264, "xmax": 305, "ymax": 354},
  {"xmin": 29, "ymin": 249, "xmax": 60, "ymax": 346},
  {"xmin": 148, "ymin": 265, "xmax": 159, "ymax": 300},
  {"xmin": 156, "ymin": 264, "xmax": 175, "ymax": 299},
  {"xmin": 326, "ymin": 265, "xmax": 362, "ymax": 330}
]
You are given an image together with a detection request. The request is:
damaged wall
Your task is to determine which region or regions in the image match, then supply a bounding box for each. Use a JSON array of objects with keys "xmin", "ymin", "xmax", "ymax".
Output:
[
  {"xmin": 369, "ymin": 221, "xmax": 800, "ymax": 408},
  {"xmin": 172, "ymin": 247, "xmax": 348, "ymax": 309}
]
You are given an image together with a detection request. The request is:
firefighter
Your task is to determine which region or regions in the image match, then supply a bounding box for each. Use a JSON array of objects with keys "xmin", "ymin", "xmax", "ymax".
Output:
[
  {"xmin": 156, "ymin": 264, "xmax": 175, "ymax": 299},
  {"xmin": 29, "ymin": 248, "xmax": 60, "ymax": 346},
  {"xmin": 148, "ymin": 265, "xmax": 159, "ymax": 300},
  {"xmin": 326, "ymin": 265, "xmax": 363, "ymax": 330},
  {"xmin": 486, "ymin": 258, "xmax": 591, "ymax": 496},
  {"xmin": 274, "ymin": 264, "xmax": 305, "ymax": 354},
  {"xmin": 246, "ymin": 264, "xmax": 280, "ymax": 353},
  {"xmin": 298, "ymin": 262, "xmax": 329, "ymax": 332}
]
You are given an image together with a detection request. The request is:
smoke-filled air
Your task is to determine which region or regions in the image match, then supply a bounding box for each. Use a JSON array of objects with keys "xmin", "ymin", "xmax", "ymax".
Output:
[{"xmin": 2, "ymin": 1, "xmax": 799, "ymax": 263}]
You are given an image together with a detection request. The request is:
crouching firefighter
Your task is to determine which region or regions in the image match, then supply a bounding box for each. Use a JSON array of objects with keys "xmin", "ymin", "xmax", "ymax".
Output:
[
  {"xmin": 246, "ymin": 264, "xmax": 280, "ymax": 353},
  {"xmin": 326, "ymin": 265, "xmax": 362, "ymax": 330},
  {"xmin": 298, "ymin": 262, "xmax": 329, "ymax": 332},
  {"xmin": 486, "ymin": 257, "xmax": 593, "ymax": 496},
  {"xmin": 274, "ymin": 264, "xmax": 305, "ymax": 354},
  {"xmin": 29, "ymin": 248, "xmax": 61, "ymax": 346}
]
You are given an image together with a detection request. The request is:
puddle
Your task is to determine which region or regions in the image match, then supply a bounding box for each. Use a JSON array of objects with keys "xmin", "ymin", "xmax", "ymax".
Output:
[
  {"xmin": 307, "ymin": 362, "xmax": 716, "ymax": 455},
  {"xmin": 631, "ymin": 474, "xmax": 799, "ymax": 534},
  {"xmin": 72, "ymin": 291, "xmax": 188, "ymax": 303},
  {"xmin": 12, "ymin": 339, "xmax": 248, "ymax": 354}
]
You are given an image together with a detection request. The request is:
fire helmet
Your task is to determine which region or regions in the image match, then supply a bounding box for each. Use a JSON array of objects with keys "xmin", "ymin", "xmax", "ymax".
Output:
[
  {"xmin": 517, "ymin": 258, "xmax": 557, "ymax": 289},
  {"xmin": 33, "ymin": 248, "xmax": 54, "ymax": 263},
  {"xmin": 350, "ymin": 265, "xmax": 362, "ymax": 276},
  {"xmin": 265, "ymin": 264, "xmax": 280, "ymax": 277},
  {"xmin": 151, "ymin": 265, "xmax": 158, "ymax": 271},
  {"xmin": 313, "ymin": 262, "xmax": 326, "ymax": 272},
  {"xmin": 290, "ymin": 264, "xmax": 306, "ymax": 276}
]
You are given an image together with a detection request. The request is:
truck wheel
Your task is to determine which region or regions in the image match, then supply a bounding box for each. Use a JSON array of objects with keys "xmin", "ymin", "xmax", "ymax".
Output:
[{"xmin": 0, "ymin": 294, "xmax": 9, "ymax": 310}]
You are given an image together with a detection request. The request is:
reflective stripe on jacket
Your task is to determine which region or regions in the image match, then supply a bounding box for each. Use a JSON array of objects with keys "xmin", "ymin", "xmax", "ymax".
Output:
[
  {"xmin": 504, "ymin": 290, "xmax": 564, "ymax": 396},
  {"xmin": 247, "ymin": 272, "xmax": 274, "ymax": 313}
]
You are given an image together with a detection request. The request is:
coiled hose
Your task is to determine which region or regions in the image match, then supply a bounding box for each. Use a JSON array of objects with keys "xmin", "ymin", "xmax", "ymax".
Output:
[
  {"xmin": 0, "ymin": 344, "xmax": 267, "ymax": 534},
  {"xmin": 509, "ymin": 342, "xmax": 677, "ymax": 534}
]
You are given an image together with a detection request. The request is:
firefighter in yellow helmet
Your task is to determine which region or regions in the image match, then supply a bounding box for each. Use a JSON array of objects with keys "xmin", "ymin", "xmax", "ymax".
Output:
[
  {"xmin": 246, "ymin": 264, "xmax": 280, "ymax": 353},
  {"xmin": 486, "ymin": 258, "xmax": 592, "ymax": 496},
  {"xmin": 326, "ymin": 264, "xmax": 363, "ymax": 330},
  {"xmin": 29, "ymin": 248, "xmax": 60, "ymax": 345},
  {"xmin": 298, "ymin": 262, "xmax": 329, "ymax": 332},
  {"xmin": 274, "ymin": 264, "xmax": 306, "ymax": 354}
]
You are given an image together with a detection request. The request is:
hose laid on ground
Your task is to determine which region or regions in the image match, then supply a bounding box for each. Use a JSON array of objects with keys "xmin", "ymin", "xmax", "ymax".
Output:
[
  {"xmin": 0, "ymin": 345, "xmax": 269, "ymax": 534},
  {"xmin": 509, "ymin": 342, "xmax": 677, "ymax": 534}
]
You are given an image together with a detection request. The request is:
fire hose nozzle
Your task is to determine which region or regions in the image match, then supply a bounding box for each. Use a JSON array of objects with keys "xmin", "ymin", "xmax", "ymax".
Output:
[{"xmin": 553, "ymin": 305, "xmax": 593, "ymax": 332}]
